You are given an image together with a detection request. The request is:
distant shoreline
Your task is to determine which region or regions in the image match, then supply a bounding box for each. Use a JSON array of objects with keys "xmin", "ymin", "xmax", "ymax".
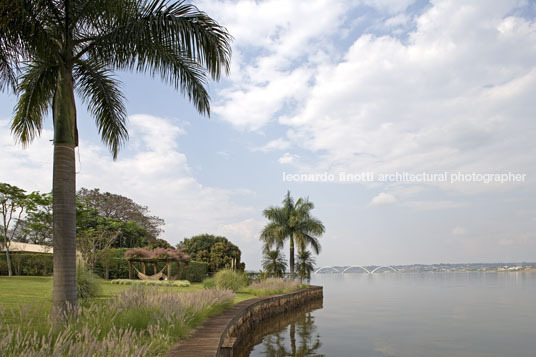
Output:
[{"xmin": 315, "ymin": 263, "xmax": 536, "ymax": 274}]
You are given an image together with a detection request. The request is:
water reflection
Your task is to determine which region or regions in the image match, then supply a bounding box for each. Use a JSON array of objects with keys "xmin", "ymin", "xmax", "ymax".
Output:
[{"xmin": 234, "ymin": 299, "xmax": 324, "ymax": 357}]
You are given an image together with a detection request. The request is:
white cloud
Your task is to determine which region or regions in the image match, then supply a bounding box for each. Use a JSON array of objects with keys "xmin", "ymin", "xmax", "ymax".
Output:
[
  {"xmin": 199, "ymin": 0, "xmax": 350, "ymax": 130},
  {"xmin": 253, "ymin": 138, "xmax": 291, "ymax": 152},
  {"xmin": 370, "ymin": 192, "xmax": 398, "ymax": 206},
  {"xmin": 404, "ymin": 200, "xmax": 468, "ymax": 210},
  {"xmin": 278, "ymin": 152, "xmax": 299, "ymax": 164},
  {"xmin": 217, "ymin": 218, "xmax": 265, "ymax": 269},
  {"xmin": 452, "ymin": 226, "xmax": 467, "ymax": 236},
  {"xmin": 273, "ymin": 1, "xmax": 536, "ymax": 196},
  {"xmin": 0, "ymin": 116, "xmax": 254, "ymax": 247}
]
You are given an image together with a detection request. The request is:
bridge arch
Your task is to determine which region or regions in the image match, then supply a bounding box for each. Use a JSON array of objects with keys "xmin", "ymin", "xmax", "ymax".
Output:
[
  {"xmin": 314, "ymin": 266, "xmax": 341, "ymax": 274},
  {"xmin": 370, "ymin": 266, "xmax": 398, "ymax": 274},
  {"xmin": 342, "ymin": 265, "xmax": 371, "ymax": 274}
]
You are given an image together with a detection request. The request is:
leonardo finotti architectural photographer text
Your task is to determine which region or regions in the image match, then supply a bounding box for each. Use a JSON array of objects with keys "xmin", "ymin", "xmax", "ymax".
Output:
[{"xmin": 282, "ymin": 172, "xmax": 527, "ymax": 184}]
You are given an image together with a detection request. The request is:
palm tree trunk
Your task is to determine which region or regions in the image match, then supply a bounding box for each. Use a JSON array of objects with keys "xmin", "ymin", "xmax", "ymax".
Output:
[
  {"xmin": 289, "ymin": 236, "xmax": 295, "ymax": 278},
  {"xmin": 52, "ymin": 66, "xmax": 78, "ymax": 317}
]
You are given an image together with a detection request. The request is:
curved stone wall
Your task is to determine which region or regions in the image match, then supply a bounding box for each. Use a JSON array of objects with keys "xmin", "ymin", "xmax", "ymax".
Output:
[{"xmin": 218, "ymin": 286, "xmax": 323, "ymax": 356}]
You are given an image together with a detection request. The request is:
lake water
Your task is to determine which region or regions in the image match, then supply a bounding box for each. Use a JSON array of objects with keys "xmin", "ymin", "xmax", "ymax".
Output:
[{"xmin": 239, "ymin": 272, "xmax": 536, "ymax": 357}]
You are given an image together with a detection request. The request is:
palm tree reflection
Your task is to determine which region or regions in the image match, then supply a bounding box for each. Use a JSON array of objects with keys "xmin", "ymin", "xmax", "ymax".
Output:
[{"xmin": 236, "ymin": 300, "xmax": 324, "ymax": 356}]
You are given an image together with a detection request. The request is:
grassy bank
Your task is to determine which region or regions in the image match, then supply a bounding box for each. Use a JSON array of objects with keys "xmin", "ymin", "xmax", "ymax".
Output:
[{"xmin": 0, "ymin": 276, "xmax": 302, "ymax": 356}]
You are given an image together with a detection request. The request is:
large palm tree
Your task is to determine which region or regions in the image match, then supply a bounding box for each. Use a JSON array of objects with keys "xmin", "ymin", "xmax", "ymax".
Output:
[
  {"xmin": 0, "ymin": 0, "xmax": 231, "ymax": 316},
  {"xmin": 262, "ymin": 249, "xmax": 287, "ymax": 278},
  {"xmin": 260, "ymin": 191, "xmax": 325, "ymax": 278}
]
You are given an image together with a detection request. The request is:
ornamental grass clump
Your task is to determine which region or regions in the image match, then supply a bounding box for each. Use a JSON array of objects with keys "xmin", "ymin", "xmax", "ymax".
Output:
[
  {"xmin": 0, "ymin": 287, "xmax": 234, "ymax": 356},
  {"xmin": 76, "ymin": 264, "xmax": 102, "ymax": 299},
  {"xmin": 213, "ymin": 269, "xmax": 247, "ymax": 292},
  {"xmin": 242, "ymin": 278, "xmax": 304, "ymax": 296}
]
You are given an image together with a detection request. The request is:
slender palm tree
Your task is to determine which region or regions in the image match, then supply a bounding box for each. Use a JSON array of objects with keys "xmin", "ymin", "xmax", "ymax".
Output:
[
  {"xmin": 296, "ymin": 248, "xmax": 316, "ymax": 283},
  {"xmin": 262, "ymin": 249, "xmax": 287, "ymax": 278},
  {"xmin": 0, "ymin": 0, "xmax": 231, "ymax": 316},
  {"xmin": 260, "ymin": 191, "xmax": 325, "ymax": 278}
]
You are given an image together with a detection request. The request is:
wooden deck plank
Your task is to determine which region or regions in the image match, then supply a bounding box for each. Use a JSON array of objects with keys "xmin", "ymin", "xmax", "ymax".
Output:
[{"xmin": 165, "ymin": 297, "xmax": 263, "ymax": 357}]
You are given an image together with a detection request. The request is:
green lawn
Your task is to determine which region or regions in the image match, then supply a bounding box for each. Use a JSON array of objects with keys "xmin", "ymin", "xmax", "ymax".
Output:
[{"xmin": 0, "ymin": 276, "xmax": 256, "ymax": 312}]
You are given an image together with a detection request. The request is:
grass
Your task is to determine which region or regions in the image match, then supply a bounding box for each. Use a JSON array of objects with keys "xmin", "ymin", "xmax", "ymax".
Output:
[
  {"xmin": 0, "ymin": 276, "xmax": 302, "ymax": 355},
  {"xmin": 1, "ymin": 287, "xmax": 235, "ymax": 356},
  {"xmin": 239, "ymin": 278, "xmax": 306, "ymax": 296}
]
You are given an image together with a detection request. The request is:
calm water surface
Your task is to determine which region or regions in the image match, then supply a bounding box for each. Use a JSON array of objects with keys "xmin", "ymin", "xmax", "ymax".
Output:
[{"xmin": 242, "ymin": 272, "xmax": 536, "ymax": 357}]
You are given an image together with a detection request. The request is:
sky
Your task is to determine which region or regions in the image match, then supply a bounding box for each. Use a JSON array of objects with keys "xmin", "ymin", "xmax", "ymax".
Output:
[{"xmin": 1, "ymin": 0, "xmax": 536, "ymax": 270}]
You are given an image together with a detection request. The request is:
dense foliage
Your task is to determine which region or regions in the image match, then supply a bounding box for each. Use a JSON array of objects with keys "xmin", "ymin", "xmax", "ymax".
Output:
[
  {"xmin": 0, "ymin": 253, "xmax": 53, "ymax": 276},
  {"xmin": 260, "ymin": 191, "xmax": 325, "ymax": 277},
  {"xmin": 179, "ymin": 234, "xmax": 245, "ymax": 272},
  {"xmin": 262, "ymin": 249, "xmax": 287, "ymax": 278}
]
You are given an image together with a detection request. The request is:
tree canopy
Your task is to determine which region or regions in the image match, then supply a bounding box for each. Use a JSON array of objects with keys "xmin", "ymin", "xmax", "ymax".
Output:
[
  {"xmin": 178, "ymin": 234, "xmax": 244, "ymax": 272},
  {"xmin": 260, "ymin": 191, "xmax": 325, "ymax": 278}
]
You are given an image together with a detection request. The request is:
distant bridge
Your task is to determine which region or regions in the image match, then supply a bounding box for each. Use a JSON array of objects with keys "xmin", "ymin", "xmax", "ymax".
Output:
[{"xmin": 314, "ymin": 265, "xmax": 398, "ymax": 274}]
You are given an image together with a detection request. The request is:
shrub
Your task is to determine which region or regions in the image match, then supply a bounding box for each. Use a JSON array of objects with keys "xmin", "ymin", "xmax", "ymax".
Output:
[
  {"xmin": 213, "ymin": 269, "xmax": 247, "ymax": 292},
  {"xmin": 0, "ymin": 253, "xmax": 53, "ymax": 276},
  {"xmin": 202, "ymin": 277, "xmax": 216, "ymax": 289},
  {"xmin": 76, "ymin": 265, "xmax": 101, "ymax": 299},
  {"xmin": 177, "ymin": 261, "xmax": 208, "ymax": 282},
  {"xmin": 241, "ymin": 278, "xmax": 304, "ymax": 296}
]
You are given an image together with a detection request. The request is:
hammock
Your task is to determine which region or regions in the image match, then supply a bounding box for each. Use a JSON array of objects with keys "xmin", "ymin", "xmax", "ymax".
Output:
[{"xmin": 134, "ymin": 266, "xmax": 167, "ymax": 280}]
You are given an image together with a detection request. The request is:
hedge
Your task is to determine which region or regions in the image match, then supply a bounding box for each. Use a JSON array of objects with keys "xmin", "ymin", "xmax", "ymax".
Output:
[
  {"xmin": 0, "ymin": 252, "xmax": 53, "ymax": 276},
  {"xmin": 0, "ymin": 248, "xmax": 208, "ymax": 282}
]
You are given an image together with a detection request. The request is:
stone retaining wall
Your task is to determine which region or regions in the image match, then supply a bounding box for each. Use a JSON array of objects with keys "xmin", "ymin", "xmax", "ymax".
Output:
[{"xmin": 218, "ymin": 286, "xmax": 323, "ymax": 356}]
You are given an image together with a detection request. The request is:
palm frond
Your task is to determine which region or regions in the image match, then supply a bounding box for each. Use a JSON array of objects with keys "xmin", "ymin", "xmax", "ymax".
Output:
[
  {"xmin": 74, "ymin": 59, "xmax": 128, "ymax": 159},
  {"xmin": 11, "ymin": 60, "xmax": 57, "ymax": 145},
  {"xmin": 74, "ymin": 0, "xmax": 231, "ymax": 116},
  {"xmin": 295, "ymin": 233, "xmax": 321, "ymax": 255}
]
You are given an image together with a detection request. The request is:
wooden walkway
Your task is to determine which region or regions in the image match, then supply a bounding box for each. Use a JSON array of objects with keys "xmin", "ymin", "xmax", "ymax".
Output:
[{"xmin": 165, "ymin": 297, "xmax": 263, "ymax": 357}]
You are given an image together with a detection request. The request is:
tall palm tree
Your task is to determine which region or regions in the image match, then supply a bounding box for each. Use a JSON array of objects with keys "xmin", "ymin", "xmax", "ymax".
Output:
[
  {"xmin": 0, "ymin": 0, "xmax": 231, "ymax": 316},
  {"xmin": 262, "ymin": 249, "xmax": 287, "ymax": 278},
  {"xmin": 261, "ymin": 191, "xmax": 325, "ymax": 278}
]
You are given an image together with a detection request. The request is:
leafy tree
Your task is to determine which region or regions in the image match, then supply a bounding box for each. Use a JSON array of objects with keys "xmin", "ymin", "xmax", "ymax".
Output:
[
  {"xmin": 143, "ymin": 238, "xmax": 172, "ymax": 249},
  {"xmin": 296, "ymin": 249, "xmax": 315, "ymax": 283},
  {"xmin": 0, "ymin": 182, "xmax": 38, "ymax": 276},
  {"xmin": 2, "ymin": 0, "xmax": 231, "ymax": 314},
  {"xmin": 262, "ymin": 249, "xmax": 287, "ymax": 278},
  {"xmin": 78, "ymin": 188, "xmax": 164, "ymax": 240},
  {"xmin": 77, "ymin": 226, "xmax": 118, "ymax": 271},
  {"xmin": 99, "ymin": 248, "xmax": 115, "ymax": 279},
  {"xmin": 261, "ymin": 191, "xmax": 325, "ymax": 278},
  {"xmin": 18, "ymin": 192, "xmax": 52, "ymax": 245},
  {"xmin": 179, "ymin": 234, "xmax": 244, "ymax": 272}
]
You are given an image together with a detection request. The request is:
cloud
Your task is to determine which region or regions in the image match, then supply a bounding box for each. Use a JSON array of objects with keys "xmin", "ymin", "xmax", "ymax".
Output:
[
  {"xmin": 452, "ymin": 226, "xmax": 467, "ymax": 236},
  {"xmin": 270, "ymin": 1, "xmax": 535, "ymax": 196},
  {"xmin": 370, "ymin": 192, "xmax": 398, "ymax": 206},
  {"xmin": 404, "ymin": 200, "xmax": 468, "ymax": 210},
  {"xmin": 0, "ymin": 116, "xmax": 254, "ymax": 247},
  {"xmin": 217, "ymin": 218, "xmax": 266, "ymax": 269},
  {"xmin": 199, "ymin": 0, "xmax": 351, "ymax": 130},
  {"xmin": 278, "ymin": 152, "xmax": 299, "ymax": 164},
  {"xmin": 253, "ymin": 138, "xmax": 291, "ymax": 152}
]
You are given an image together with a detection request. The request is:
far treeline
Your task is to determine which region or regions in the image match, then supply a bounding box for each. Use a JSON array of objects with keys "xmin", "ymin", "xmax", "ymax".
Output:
[{"xmin": 0, "ymin": 182, "xmax": 244, "ymax": 279}]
